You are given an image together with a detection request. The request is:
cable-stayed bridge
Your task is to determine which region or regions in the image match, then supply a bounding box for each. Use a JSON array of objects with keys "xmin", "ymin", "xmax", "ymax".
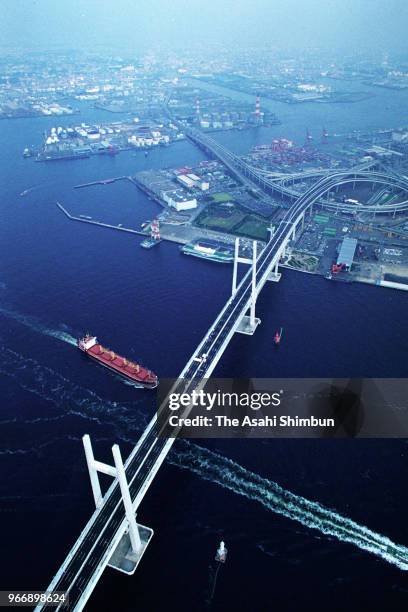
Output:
[{"xmin": 36, "ymin": 135, "xmax": 408, "ymax": 611}]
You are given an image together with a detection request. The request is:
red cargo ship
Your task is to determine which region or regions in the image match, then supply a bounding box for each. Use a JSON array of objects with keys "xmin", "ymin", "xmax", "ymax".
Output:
[{"xmin": 78, "ymin": 335, "xmax": 158, "ymax": 388}]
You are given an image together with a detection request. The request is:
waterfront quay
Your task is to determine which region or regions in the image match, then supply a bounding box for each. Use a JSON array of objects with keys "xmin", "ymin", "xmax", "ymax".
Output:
[
  {"xmin": 49, "ymin": 117, "xmax": 408, "ymax": 291},
  {"xmin": 56, "ymin": 159, "xmax": 408, "ymax": 291}
]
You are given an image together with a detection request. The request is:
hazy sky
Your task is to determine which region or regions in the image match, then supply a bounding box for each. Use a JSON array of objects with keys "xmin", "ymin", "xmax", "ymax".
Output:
[{"xmin": 1, "ymin": 0, "xmax": 407, "ymax": 54}]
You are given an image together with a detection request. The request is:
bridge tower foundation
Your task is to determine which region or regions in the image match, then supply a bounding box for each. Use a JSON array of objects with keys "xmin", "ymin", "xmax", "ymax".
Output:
[
  {"xmin": 82, "ymin": 435, "xmax": 153, "ymax": 576},
  {"xmin": 267, "ymin": 261, "xmax": 282, "ymax": 282}
]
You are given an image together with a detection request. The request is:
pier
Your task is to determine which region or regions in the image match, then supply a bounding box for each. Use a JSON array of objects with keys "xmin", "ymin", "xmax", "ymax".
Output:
[
  {"xmin": 56, "ymin": 201, "xmax": 205, "ymax": 248},
  {"xmin": 56, "ymin": 202, "xmax": 145, "ymax": 236},
  {"xmin": 127, "ymin": 175, "xmax": 167, "ymax": 209},
  {"xmin": 74, "ymin": 177, "xmax": 128, "ymax": 189}
]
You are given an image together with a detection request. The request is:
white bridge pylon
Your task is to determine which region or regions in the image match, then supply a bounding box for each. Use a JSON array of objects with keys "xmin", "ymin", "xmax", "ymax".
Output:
[
  {"xmin": 82, "ymin": 435, "xmax": 153, "ymax": 576},
  {"xmin": 83, "ymin": 434, "xmax": 142, "ymax": 553},
  {"xmin": 232, "ymin": 237, "xmax": 283, "ymax": 336}
]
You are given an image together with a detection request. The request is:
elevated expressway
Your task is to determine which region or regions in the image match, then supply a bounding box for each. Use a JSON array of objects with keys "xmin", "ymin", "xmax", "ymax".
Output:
[{"xmin": 186, "ymin": 128, "xmax": 408, "ymax": 214}]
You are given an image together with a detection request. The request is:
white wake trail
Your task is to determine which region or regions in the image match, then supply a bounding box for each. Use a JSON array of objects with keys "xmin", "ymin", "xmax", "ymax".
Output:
[
  {"xmin": 0, "ymin": 346, "xmax": 145, "ymax": 437},
  {"xmin": 170, "ymin": 441, "xmax": 408, "ymax": 571},
  {"xmin": 1, "ymin": 308, "xmax": 407, "ymax": 571},
  {"xmin": 0, "ymin": 306, "xmax": 77, "ymax": 346}
]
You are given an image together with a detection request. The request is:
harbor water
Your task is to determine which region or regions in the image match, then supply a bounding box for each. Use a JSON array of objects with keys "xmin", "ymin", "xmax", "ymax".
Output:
[{"xmin": 0, "ymin": 86, "xmax": 408, "ymax": 611}]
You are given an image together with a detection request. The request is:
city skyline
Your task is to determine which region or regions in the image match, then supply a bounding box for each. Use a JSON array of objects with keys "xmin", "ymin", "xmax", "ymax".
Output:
[{"xmin": 1, "ymin": 0, "xmax": 408, "ymax": 54}]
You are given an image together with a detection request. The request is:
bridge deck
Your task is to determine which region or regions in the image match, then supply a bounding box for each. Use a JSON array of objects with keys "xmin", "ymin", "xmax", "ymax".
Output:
[
  {"xmin": 36, "ymin": 136, "xmax": 408, "ymax": 611},
  {"xmin": 36, "ymin": 213, "xmax": 296, "ymax": 611}
]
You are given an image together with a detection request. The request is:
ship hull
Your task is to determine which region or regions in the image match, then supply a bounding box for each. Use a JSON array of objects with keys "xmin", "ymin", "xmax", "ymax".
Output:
[
  {"xmin": 83, "ymin": 350, "xmax": 158, "ymax": 388},
  {"xmin": 181, "ymin": 243, "xmax": 233, "ymax": 263},
  {"xmin": 182, "ymin": 249, "xmax": 232, "ymax": 263},
  {"xmin": 78, "ymin": 337, "xmax": 158, "ymax": 389}
]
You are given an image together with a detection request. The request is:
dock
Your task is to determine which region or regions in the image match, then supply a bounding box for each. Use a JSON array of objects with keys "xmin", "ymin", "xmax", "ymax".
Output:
[
  {"xmin": 56, "ymin": 202, "xmax": 145, "ymax": 236},
  {"xmin": 127, "ymin": 176, "xmax": 166, "ymax": 208}
]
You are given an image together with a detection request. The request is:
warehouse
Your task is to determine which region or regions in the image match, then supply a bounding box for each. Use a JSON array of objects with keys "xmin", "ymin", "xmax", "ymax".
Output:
[{"xmin": 337, "ymin": 237, "xmax": 357, "ymax": 270}]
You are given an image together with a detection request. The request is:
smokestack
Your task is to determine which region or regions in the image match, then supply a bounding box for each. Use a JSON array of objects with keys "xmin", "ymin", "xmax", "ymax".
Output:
[{"xmin": 255, "ymin": 95, "xmax": 260, "ymax": 118}]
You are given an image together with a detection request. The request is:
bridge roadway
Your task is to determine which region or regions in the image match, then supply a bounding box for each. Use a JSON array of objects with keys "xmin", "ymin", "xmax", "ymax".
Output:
[
  {"xmin": 38, "ymin": 167, "xmax": 408, "ymax": 611},
  {"xmin": 39, "ymin": 171, "xmax": 322, "ymax": 612}
]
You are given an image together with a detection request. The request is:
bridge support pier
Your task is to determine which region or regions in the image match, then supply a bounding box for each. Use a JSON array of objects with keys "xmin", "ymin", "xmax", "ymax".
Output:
[
  {"xmin": 108, "ymin": 524, "xmax": 153, "ymax": 576},
  {"xmin": 267, "ymin": 260, "xmax": 282, "ymax": 282},
  {"xmin": 234, "ymin": 239, "xmax": 261, "ymax": 335},
  {"xmin": 82, "ymin": 435, "xmax": 153, "ymax": 576}
]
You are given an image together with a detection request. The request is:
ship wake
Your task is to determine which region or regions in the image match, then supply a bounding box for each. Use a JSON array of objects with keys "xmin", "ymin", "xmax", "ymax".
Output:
[
  {"xmin": 1, "ymin": 333, "xmax": 408, "ymax": 572},
  {"xmin": 0, "ymin": 306, "xmax": 77, "ymax": 346},
  {"xmin": 0, "ymin": 346, "xmax": 146, "ymax": 438},
  {"xmin": 170, "ymin": 441, "xmax": 408, "ymax": 572}
]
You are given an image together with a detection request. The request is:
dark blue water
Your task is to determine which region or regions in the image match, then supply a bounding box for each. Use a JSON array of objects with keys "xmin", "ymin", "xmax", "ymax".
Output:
[{"xmin": 0, "ymin": 89, "xmax": 407, "ymax": 612}]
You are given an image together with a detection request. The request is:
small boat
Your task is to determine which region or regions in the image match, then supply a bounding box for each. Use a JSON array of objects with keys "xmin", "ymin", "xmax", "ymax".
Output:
[
  {"xmin": 215, "ymin": 541, "xmax": 227, "ymax": 563},
  {"xmin": 273, "ymin": 328, "xmax": 283, "ymax": 345},
  {"xmin": 141, "ymin": 238, "xmax": 161, "ymax": 249}
]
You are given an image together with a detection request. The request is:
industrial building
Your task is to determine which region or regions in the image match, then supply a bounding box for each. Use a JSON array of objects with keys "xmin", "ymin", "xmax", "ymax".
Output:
[
  {"xmin": 176, "ymin": 173, "xmax": 210, "ymax": 191},
  {"xmin": 337, "ymin": 236, "xmax": 358, "ymax": 270},
  {"xmin": 161, "ymin": 189, "xmax": 197, "ymax": 211}
]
